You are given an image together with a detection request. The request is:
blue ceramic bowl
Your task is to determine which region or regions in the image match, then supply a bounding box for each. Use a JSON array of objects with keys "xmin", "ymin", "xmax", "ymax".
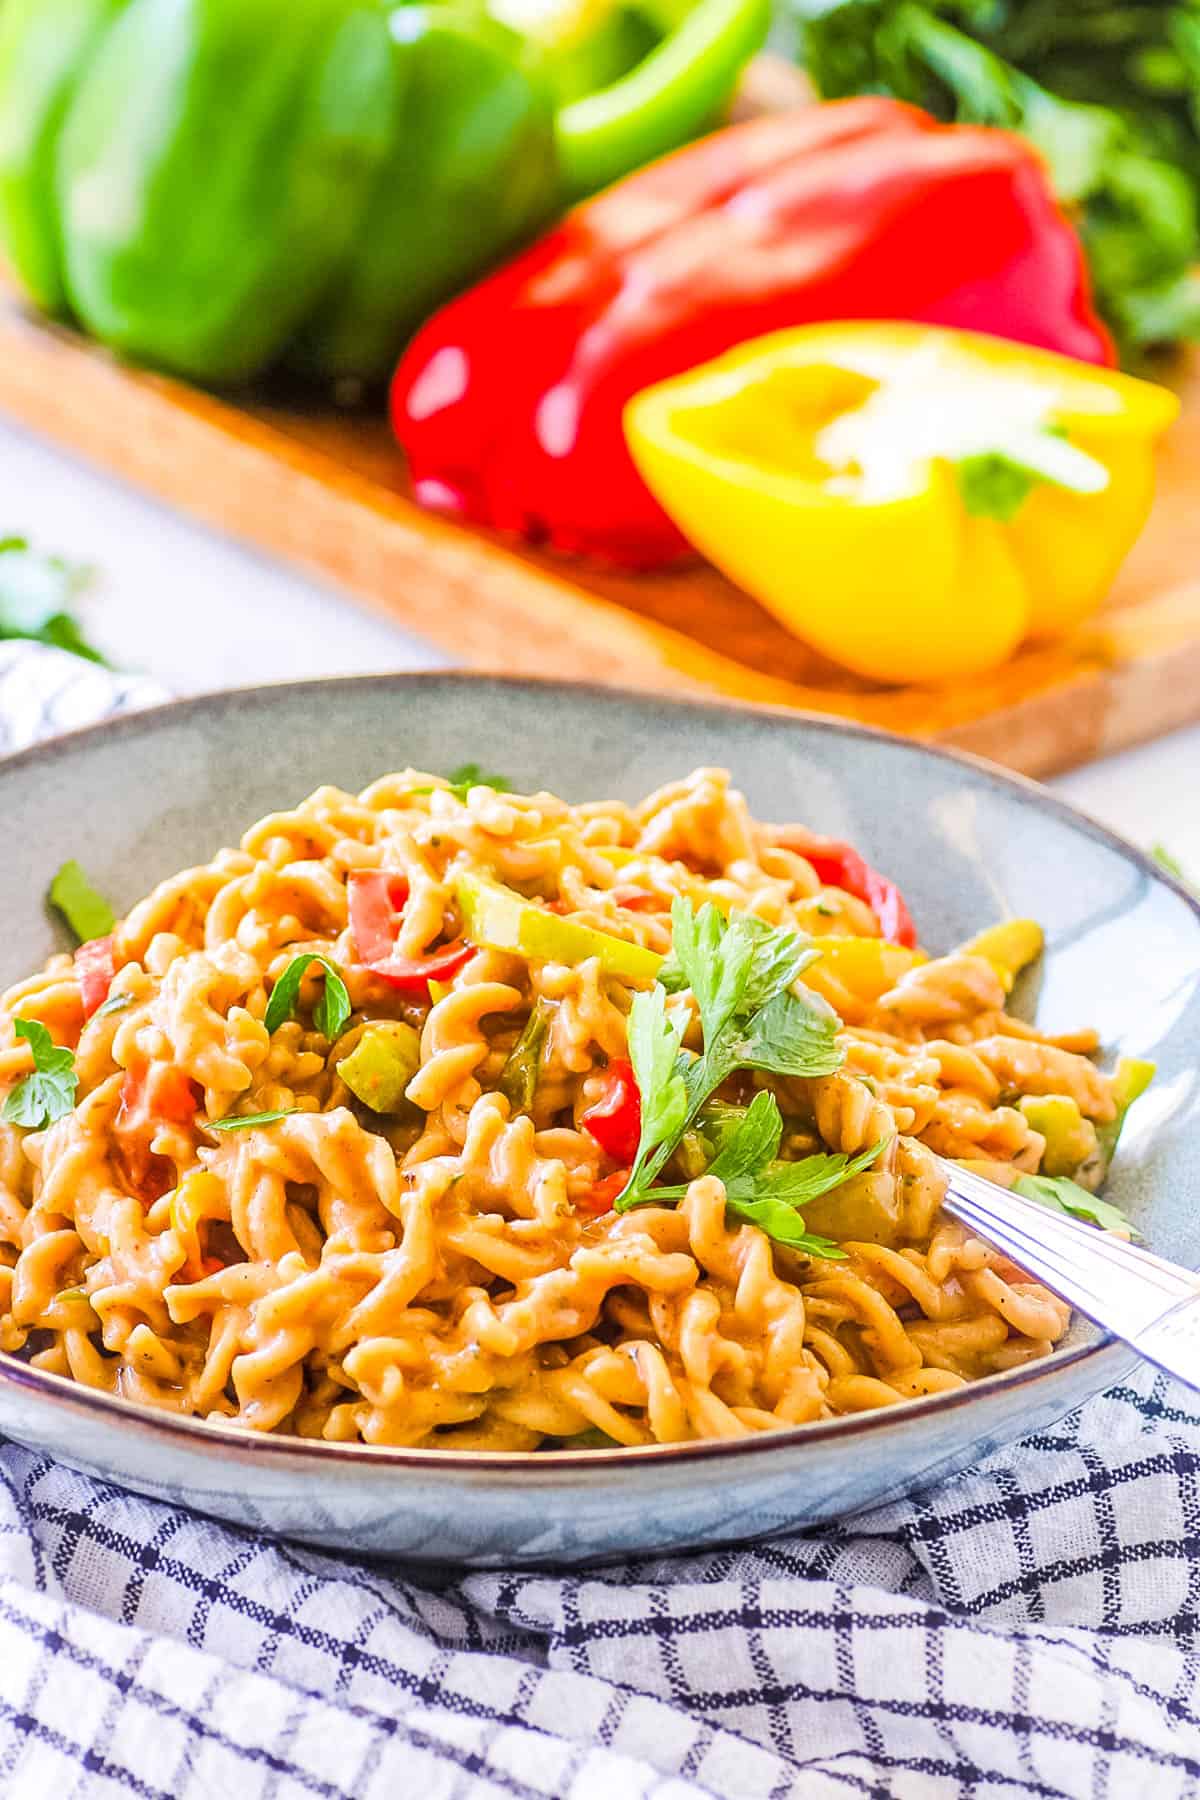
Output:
[{"xmin": 0, "ymin": 674, "xmax": 1195, "ymax": 1565}]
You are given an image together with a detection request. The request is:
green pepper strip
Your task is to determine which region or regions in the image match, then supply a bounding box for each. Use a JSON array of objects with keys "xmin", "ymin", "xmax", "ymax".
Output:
[
  {"xmin": 555, "ymin": 0, "xmax": 771, "ymax": 200},
  {"xmin": 500, "ymin": 1001, "xmax": 551, "ymax": 1114}
]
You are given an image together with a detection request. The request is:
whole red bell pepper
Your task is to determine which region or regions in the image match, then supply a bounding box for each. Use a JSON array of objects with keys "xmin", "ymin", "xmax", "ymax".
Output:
[{"xmin": 393, "ymin": 98, "xmax": 1114, "ymax": 567}]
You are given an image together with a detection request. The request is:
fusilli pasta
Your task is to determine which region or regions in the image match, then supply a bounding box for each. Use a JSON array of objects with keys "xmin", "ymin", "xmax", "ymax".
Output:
[{"xmin": 0, "ymin": 768, "xmax": 1130, "ymax": 1449}]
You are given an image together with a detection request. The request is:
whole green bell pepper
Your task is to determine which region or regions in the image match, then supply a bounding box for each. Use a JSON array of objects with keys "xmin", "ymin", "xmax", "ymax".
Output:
[
  {"xmin": 0, "ymin": 0, "xmax": 767, "ymax": 386},
  {"xmin": 0, "ymin": 0, "xmax": 130, "ymax": 315},
  {"xmin": 292, "ymin": 7, "xmax": 561, "ymax": 382},
  {"xmin": 297, "ymin": 0, "xmax": 770, "ymax": 381},
  {"xmin": 12, "ymin": 0, "xmax": 396, "ymax": 384}
]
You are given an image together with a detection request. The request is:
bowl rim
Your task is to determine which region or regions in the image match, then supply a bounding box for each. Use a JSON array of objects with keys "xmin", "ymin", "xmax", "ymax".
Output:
[{"xmin": 0, "ymin": 668, "xmax": 1194, "ymax": 1477}]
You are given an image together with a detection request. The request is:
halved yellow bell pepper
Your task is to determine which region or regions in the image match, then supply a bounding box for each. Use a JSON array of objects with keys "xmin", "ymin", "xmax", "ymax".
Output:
[{"xmin": 624, "ymin": 322, "xmax": 1179, "ymax": 684}]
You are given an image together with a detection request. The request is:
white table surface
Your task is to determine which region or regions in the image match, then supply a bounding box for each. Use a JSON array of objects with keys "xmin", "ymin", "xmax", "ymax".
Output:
[{"xmin": 5, "ymin": 412, "xmax": 1199, "ymax": 872}]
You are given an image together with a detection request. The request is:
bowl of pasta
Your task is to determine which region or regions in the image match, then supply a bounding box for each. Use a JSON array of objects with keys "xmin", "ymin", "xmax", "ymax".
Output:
[{"xmin": 0, "ymin": 673, "xmax": 1195, "ymax": 1565}]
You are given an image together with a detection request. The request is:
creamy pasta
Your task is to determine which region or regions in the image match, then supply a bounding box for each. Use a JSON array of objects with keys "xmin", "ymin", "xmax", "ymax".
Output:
[{"xmin": 0, "ymin": 767, "xmax": 1134, "ymax": 1449}]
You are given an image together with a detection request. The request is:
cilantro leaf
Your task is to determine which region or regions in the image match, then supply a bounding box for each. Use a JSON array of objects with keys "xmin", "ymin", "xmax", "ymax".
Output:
[
  {"xmin": 0, "ymin": 540, "xmax": 106, "ymax": 665},
  {"xmin": 263, "ymin": 954, "xmax": 350, "ymax": 1041},
  {"xmin": 722, "ymin": 1194, "xmax": 846, "ymax": 1259},
  {"xmin": 704, "ymin": 1088, "xmax": 782, "ymax": 1182},
  {"xmin": 738, "ymin": 917, "xmax": 820, "ymax": 1015},
  {"xmin": 48, "ymin": 860, "xmax": 115, "ymax": 943},
  {"xmin": 729, "ymin": 985, "xmax": 843, "ymax": 1080},
  {"xmin": 1, "ymin": 1019, "xmax": 78, "ymax": 1128},
  {"xmin": 665, "ymin": 900, "xmax": 815, "ymax": 1041},
  {"xmin": 206, "ymin": 1109, "xmax": 301, "ymax": 1133},
  {"xmin": 650, "ymin": 1093, "xmax": 888, "ymax": 1259},
  {"xmin": 1013, "ymin": 1172, "xmax": 1138, "ymax": 1237},
  {"xmin": 616, "ymin": 900, "xmax": 844, "ymax": 1212},
  {"xmin": 667, "ymin": 899, "xmax": 754, "ymax": 1044}
]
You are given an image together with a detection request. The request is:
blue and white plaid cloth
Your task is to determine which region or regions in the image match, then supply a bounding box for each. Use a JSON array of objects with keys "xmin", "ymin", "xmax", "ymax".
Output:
[{"xmin": 2, "ymin": 644, "xmax": 1198, "ymax": 1800}]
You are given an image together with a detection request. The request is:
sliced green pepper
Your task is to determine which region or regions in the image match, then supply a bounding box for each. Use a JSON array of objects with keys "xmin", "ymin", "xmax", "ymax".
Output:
[
  {"xmin": 1095, "ymin": 1056, "xmax": 1155, "ymax": 1167},
  {"xmin": 0, "ymin": 0, "xmax": 130, "ymax": 314},
  {"xmin": 499, "ymin": 1000, "xmax": 552, "ymax": 1112},
  {"xmin": 54, "ymin": 0, "xmax": 396, "ymax": 383},
  {"xmin": 337, "ymin": 1021, "xmax": 422, "ymax": 1114},
  {"xmin": 1018, "ymin": 1094, "xmax": 1094, "ymax": 1178},
  {"xmin": 456, "ymin": 871, "xmax": 663, "ymax": 982}
]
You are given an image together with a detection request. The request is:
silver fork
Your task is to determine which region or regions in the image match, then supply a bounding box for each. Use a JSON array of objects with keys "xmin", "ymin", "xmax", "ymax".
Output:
[{"xmin": 938, "ymin": 1159, "xmax": 1200, "ymax": 1391}]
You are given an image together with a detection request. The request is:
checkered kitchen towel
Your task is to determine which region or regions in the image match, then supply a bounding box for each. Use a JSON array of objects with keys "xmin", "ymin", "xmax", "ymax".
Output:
[{"xmin": 2, "ymin": 644, "xmax": 1199, "ymax": 1800}]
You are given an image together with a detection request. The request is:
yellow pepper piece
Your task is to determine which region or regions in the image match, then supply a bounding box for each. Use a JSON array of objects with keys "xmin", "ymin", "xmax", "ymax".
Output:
[
  {"xmin": 170, "ymin": 1169, "xmax": 225, "ymax": 1281},
  {"xmin": 958, "ymin": 918, "xmax": 1044, "ymax": 992},
  {"xmin": 803, "ymin": 935, "xmax": 926, "ymax": 1008},
  {"xmin": 624, "ymin": 322, "xmax": 1179, "ymax": 684}
]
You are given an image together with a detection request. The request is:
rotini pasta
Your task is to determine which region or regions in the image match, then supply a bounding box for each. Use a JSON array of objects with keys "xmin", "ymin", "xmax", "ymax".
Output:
[{"xmin": 0, "ymin": 767, "xmax": 1135, "ymax": 1449}]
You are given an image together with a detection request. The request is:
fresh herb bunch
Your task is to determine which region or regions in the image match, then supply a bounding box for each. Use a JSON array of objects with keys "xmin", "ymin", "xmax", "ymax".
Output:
[
  {"xmin": 791, "ymin": 0, "xmax": 1200, "ymax": 358},
  {"xmin": 616, "ymin": 898, "xmax": 888, "ymax": 1258},
  {"xmin": 0, "ymin": 537, "xmax": 106, "ymax": 664}
]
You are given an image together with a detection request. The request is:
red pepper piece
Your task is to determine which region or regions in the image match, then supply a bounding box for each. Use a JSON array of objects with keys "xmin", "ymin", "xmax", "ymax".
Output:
[
  {"xmin": 580, "ymin": 1059, "xmax": 642, "ymax": 1165},
  {"xmin": 610, "ymin": 885, "xmax": 664, "ymax": 912},
  {"xmin": 113, "ymin": 1061, "xmax": 201, "ymax": 1204},
  {"xmin": 577, "ymin": 1168, "xmax": 631, "ymax": 1217},
  {"xmin": 347, "ymin": 871, "xmax": 411, "ymax": 964},
  {"xmin": 804, "ymin": 843, "xmax": 917, "ymax": 950},
  {"xmin": 75, "ymin": 936, "xmax": 115, "ymax": 1019},
  {"xmin": 371, "ymin": 941, "xmax": 476, "ymax": 996},
  {"xmin": 347, "ymin": 869, "xmax": 474, "ymax": 997},
  {"xmin": 393, "ymin": 98, "xmax": 1114, "ymax": 567}
]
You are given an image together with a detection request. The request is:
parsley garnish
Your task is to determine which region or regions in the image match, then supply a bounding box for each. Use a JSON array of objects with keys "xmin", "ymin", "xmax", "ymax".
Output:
[
  {"xmin": 48, "ymin": 859, "xmax": 115, "ymax": 943},
  {"xmin": 648, "ymin": 1088, "xmax": 888, "ymax": 1258},
  {"xmin": 615, "ymin": 899, "xmax": 853, "ymax": 1254},
  {"xmin": 263, "ymin": 954, "xmax": 350, "ymax": 1041},
  {"xmin": 1013, "ymin": 1172, "xmax": 1138, "ymax": 1237},
  {"xmin": 0, "ymin": 538, "xmax": 106, "ymax": 665},
  {"xmin": 415, "ymin": 763, "xmax": 515, "ymax": 802},
  {"xmin": 206, "ymin": 1109, "xmax": 300, "ymax": 1133},
  {"xmin": 1, "ymin": 1019, "xmax": 78, "ymax": 1128}
]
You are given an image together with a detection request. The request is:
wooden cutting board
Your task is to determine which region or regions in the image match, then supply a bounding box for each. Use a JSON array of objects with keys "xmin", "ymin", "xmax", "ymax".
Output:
[{"xmin": 1, "ymin": 172, "xmax": 1199, "ymax": 777}]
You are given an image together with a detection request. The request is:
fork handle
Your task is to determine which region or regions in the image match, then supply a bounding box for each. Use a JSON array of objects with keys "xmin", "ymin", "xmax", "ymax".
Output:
[{"xmin": 939, "ymin": 1159, "xmax": 1200, "ymax": 1394}]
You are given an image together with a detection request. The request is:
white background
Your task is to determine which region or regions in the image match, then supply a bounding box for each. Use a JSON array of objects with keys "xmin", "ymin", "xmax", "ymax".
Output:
[{"xmin": 4, "ymin": 413, "xmax": 1198, "ymax": 871}]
